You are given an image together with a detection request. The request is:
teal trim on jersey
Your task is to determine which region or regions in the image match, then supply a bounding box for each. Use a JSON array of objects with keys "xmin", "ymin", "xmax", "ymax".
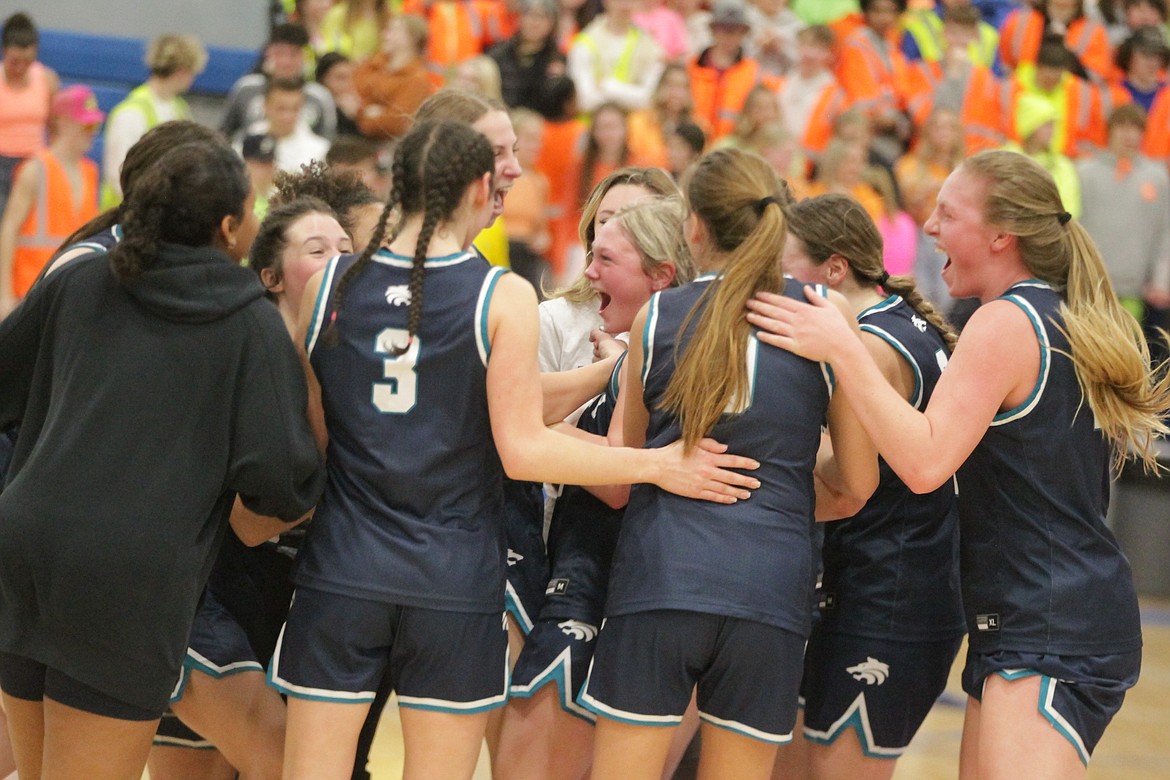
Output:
[
  {"xmin": 305, "ymin": 256, "xmax": 339, "ymax": 354},
  {"xmin": 858, "ymin": 294, "xmax": 901, "ymax": 318},
  {"xmin": 694, "ymin": 272, "xmax": 721, "ymax": 282},
  {"xmin": 112, "ymin": 223, "xmax": 123, "ymax": 241},
  {"xmin": 478, "ymin": 266, "xmax": 507, "ymax": 364},
  {"xmin": 991, "ymin": 293, "xmax": 1050, "ymax": 424},
  {"xmin": 609, "ymin": 352, "xmax": 626, "ymax": 400},
  {"xmin": 1038, "ymin": 675, "xmax": 1091, "ymax": 766},
  {"xmin": 641, "ymin": 292, "xmax": 661, "ymax": 386},
  {"xmin": 508, "ymin": 647, "xmax": 595, "ymax": 723},
  {"xmin": 859, "ymin": 323, "xmax": 925, "ymax": 409}
]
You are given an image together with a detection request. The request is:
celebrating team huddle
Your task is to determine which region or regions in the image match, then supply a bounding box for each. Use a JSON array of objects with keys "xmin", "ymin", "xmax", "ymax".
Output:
[{"xmin": 0, "ymin": 86, "xmax": 1167, "ymax": 780}]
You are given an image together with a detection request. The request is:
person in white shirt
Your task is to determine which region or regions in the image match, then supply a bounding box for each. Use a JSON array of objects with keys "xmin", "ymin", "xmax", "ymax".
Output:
[
  {"xmin": 567, "ymin": 0, "xmax": 666, "ymax": 114},
  {"xmin": 236, "ymin": 78, "xmax": 330, "ymax": 174}
]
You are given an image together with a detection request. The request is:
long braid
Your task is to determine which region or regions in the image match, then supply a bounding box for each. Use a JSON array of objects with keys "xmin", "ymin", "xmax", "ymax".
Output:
[
  {"xmin": 322, "ymin": 201, "xmax": 393, "ymax": 347},
  {"xmin": 881, "ymin": 275, "xmax": 958, "ymax": 353}
]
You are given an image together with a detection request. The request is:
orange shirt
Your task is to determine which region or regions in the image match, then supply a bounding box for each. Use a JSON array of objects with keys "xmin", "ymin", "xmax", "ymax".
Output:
[
  {"xmin": 536, "ymin": 118, "xmax": 585, "ymax": 272},
  {"xmin": 0, "ymin": 62, "xmax": 51, "ymax": 157}
]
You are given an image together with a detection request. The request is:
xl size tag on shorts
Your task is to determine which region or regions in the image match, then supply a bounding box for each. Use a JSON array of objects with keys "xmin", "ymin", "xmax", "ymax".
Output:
[
  {"xmin": 546, "ymin": 578, "xmax": 569, "ymax": 595},
  {"xmin": 976, "ymin": 613, "xmax": 1000, "ymax": 631}
]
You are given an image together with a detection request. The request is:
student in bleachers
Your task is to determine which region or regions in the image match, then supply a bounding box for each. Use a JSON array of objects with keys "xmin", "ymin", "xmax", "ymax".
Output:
[
  {"xmin": 633, "ymin": 0, "xmax": 692, "ymax": 61},
  {"xmin": 489, "ymin": 0, "xmax": 568, "ymax": 119},
  {"xmin": 315, "ymin": 52, "xmax": 363, "ymax": 137},
  {"xmin": 320, "ymin": 0, "xmax": 391, "ymax": 61},
  {"xmin": 295, "ymin": 0, "xmax": 337, "ymax": 56},
  {"xmin": 451, "ymin": 54, "xmax": 505, "ymax": 101},
  {"xmin": 754, "ymin": 122, "xmax": 810, "ymax": 196},
  {"xmin": 1000, "ymin": 0, "xmax": 1115, "ymax": 83},
  {"xmin": 1111, "ymin": 27, "xmax": 1170, "ymax": 165},
  {"xmin": 354, "ymin": 14, "xmax": 437, "ymax": 140},
  {"xmin": 627, "ymin": 63, "xmax": 704, "ymax": 170},
  {"xmin": 716, "ymin": 83, "xmax": 782, "ymax": 151},
  {"xmin": 901, "ymin": 0, "xmax": 1003, "ymax": 74},
  {"xmin": 1006, "ymin": 92, "xmax": 1083, "ymax": 218},
  {"xmin": 568, "ymin": 0, "xmax": 666, "ymax": 114},
  {"xmin": 745, "ymin": 0, "xmax": 803, "ymax": 76},
  {"xmin": 1096, "ymin": 0, "xmax": 1168, "ymax": 46},
  {"xmin": 576, "ymin": 102, "xmax": 634, "ymax": 208},
  {"xmin": 503, "ymin": 108, "xmax": 555, "ymax": 290},
  {"xmin": 536, "ymin": 76, "xmax": 588, "ymax": 273},
  {"xmin": 777, "ymin": 24, "xmax": 845, "ymax": 161},
  {"xmin": 667, "ymin": 119, "xmax": 707, "ymax": 179},
  {"xmin": 0, "ymin": 13, "xmax": 58, "ymax": 217},
  {"xmin": 403, "ymin": 0, "xmax": 510, "ymax": 70},
  {"xmin": 101, "ymin": 34, "xmax": 207, "ymax": 208},
  {"xmin": 674, "ymin": 0, "xmax": 714, "ymax": 56},
  {"xmin": 1077, "ymin": 103, "xmax": 1170, "ymax": 326},
  {"xmin": 1001, "ymin": 35, "xmax": 1106, "ymax": 158},
  {"xmin": 237, "ymin": 78, "xmax": 331, "ymax": 173},
  {"xmin": 0, "ymin": 86, "xmax": 102, "ymax": 316},
  {"xmin": 806, "ymin": 138, "xmax": 887, "ymax": 223},
  {"xmin": 905, "ymin": 4, "xmax": 1004, "ymax": 155},
  {"xmin": 689, "ymin": 0, "xmax": 781, "ymax": 141},
  {"xmin": 220, "ymin": 23, "xmax": 337, "ymax": 142}
]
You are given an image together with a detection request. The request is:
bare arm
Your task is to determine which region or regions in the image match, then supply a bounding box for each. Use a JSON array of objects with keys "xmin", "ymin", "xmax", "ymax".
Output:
[
  {"xmin": 540, "ymin": 352, "xmax": 621, "ymax": 424},
  {"xmin": 489, "ymin": 274, "xmax": 759, "ymax": 501},
  {"xmin": 0, "ymin": 162, "xmax": 41, "ymax": 316},
  {"xmin": 230, "ymin": 496, "xmax": 312, "ymax": 547},
  {"xmin": 748, "ymin": 287, "xmax": 1037, "ymax": 492}
]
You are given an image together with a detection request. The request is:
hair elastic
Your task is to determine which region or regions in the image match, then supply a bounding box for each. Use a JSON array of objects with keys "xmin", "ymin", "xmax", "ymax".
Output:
[
  {"xmin": 755, "ymin": 195, "xmax": 780, "ymax": 216},
  {"xmin": 1057, "ymin": 211, "xmax": 1072, "ymax": 225},
  {"xmin": 876, "ymin": 270, "xmax": 890, "ymax": 287}
]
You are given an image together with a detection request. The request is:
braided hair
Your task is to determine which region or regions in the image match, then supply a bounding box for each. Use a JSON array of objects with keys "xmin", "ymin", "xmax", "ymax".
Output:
[{"xmin": 323, "ymin": 119, "xmax": 494, "ymax": 353}]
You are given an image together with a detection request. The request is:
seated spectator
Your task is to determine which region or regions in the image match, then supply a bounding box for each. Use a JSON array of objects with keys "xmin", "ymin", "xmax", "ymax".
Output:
[
  {"xmin": 295, "ymin": 0, "xmax": 337, "ymax": 56},
  {"xmin": 906, "ymin": 4, "xmax": 1004, "ymax": 155},
  {"xmin": 1110, "ymin": 26, "xmax": 1170, "ymax": 165},
  {"xmin": 576, "ymin": 102, "xmax": 632, "ymax": 206},
  {"xmin": 536, "ymin": 75, "xmax": 587, "ymax": 273},
  {"xmin": 450, "ymin": 55, "xmax": 503, "ymax": 100},
  {"xmin": 503, "ymin": 108, "xmax": 554, "ymax": 290},
  {"xmin": 777, "ymin": 24, "xmax": 845, "ymax": 160},
  {"xmin": 689, "ymin": 0, "xmax": 781, "ymax": 141},
  {"xmin": 753, "ymin": 121, "xmax": 809, "ymax": 196},
  {"xmin": 489, "ymin": 0, "xmax": 567, "ymax": 119},
  {"xmin": 746, "ymin": 0, "xmax": 803, "ymax": 76},
  {"xmin": 326, "ymin": 134, "xmax": 391, "ymax": 199},
  {"xmin": 1005, "ymin": 92, "xmax": 1082, "ymax": 218},
  {"xmin": 403, "ymin": 0, "xmax": 509, "ymax": 68},
  {"xmin": 320, "ymin": 0, "xmax": 391, "ymax": 61},
  {"xmin": 868, "ymin": 166, "xmax": 917, "ymax": 276},
  {"xmin": 101, "ymin": 34, "xmax": 207, "ymax": 208},
  {"xmin": 717, "ymin": 83, "xmax": 782, "ymax": 150},
  {"xmin": 805, "ymin": 137, "xmax": 885, "ymax": 223},
  {"xmin": 627, "ymin": 63, "xmax": 705, "ymax": 168},
  {"xmin": 237, "ymin": 78, "xmax": 331, "ymax": 173},
  {"xmin": 220, "ymin": 23, "xmax": 337, "ymax": 141},
  {"xmin": 1077, "ymin": 103, "xmax": 1170, "ymax": 324},
  {"xmin": 674, "ymin": 0, "xmax": 713, "ymax": 56},
  {"xmin": 1096, "ymin": 0, "xmax": 1168, "ymax": 46},
  {"xmin": 316, "ymin": 52, "xmax": 362, "ymax": 137},
  {"xmin": 901, "ymin": 0, "xmax": 1002, "ymax": 75},
  {"xmin": 354, "ymin": 14, "xmax": 437, "ymax": 140},
  {"xmin": 666, "ymin": 119, "xmax": 706, "ymax": 180},
  {"xmin": 1001, "ymin": 35, "xmax": 1106, "ymax": 158},
  {"xmin": 999, "ymin": 0, "xmax": 1114, "ymax": 83},
  {"xmin": 567, "ymin": 0, "xmax": 666, "ymax": 114},
  {"xmin": 633, "ymin": 0, "xmax": 691, "ymax": 61}
]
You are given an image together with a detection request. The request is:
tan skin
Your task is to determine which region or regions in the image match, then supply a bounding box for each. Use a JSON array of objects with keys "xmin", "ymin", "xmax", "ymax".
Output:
[{"xmin": 745, "ymin": 166, "xmax": 1089, "ymax": 780}]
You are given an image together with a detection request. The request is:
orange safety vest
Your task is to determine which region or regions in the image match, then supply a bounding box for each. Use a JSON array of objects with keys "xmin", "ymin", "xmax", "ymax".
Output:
[
  {"xmin": 688, "ymin": 53, "xmax": 780, "ymax": 141},
  {"xmin": 906, "ymin": 61, "xmax": 1004, "ymax": 154},
  {"xmin": 999, "ymin": 9, "xmax": 1115, "ymax": 84},
  {"xmin": 999, "ymin": 74, "xmax": 1103, "ymax": 158},
  {"xmin": 404, "ymin": 0, "xmax": 506, "ymax": 67},
  {"xmin": 776, "ymin": 76, "xmax": 845, "ymax": 156},
  {"xmin": 836, "ymin": 26, "xmax": 914, "ymax": 117},
  {"xmin": 1141, "ymin": 87, "xmax": 1170, "ymax": 163},
  {"xmin": 12, "ymin": 150, "xmax": 98, "ymax": 298}
]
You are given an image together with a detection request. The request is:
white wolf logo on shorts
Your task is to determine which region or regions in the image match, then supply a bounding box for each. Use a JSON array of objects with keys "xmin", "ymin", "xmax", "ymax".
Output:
[{"xmin": 847, "ymin": 657, "xmax": 890, "ymax": 685}]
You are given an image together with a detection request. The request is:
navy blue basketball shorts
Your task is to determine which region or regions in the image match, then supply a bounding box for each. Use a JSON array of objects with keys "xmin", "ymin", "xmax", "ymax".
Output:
[
  {"xmin": 0, "ymin": 651, "xmax": 160, "ymax": 721},
  {"xmin": 154, "ymin": 710, "xmax": 213, "ymax": 749},
  {"xmin": 579, "ymin": 610, "xmax": 806, "ymax": 743},
  {"xmin": 961, "ymin": 647, "xmax": 1141, "ymax": 765},
  {"xmin": 269, "ymin": 585, "xmax": 509, "ymax": 714},
  {"xmin": 170, "ymin": 589, "xmax": 265, "ymax": 704},
  {"xmin": 504, "ymin": 479, "xmax": 549, "ymax": 635},
  {"xmin": 510, "ymin": 617, "xmax": 599, "ymax": 722},
  {"xmin": 801, "ymin": 631, "xmax": 963, "ymax": 757}
]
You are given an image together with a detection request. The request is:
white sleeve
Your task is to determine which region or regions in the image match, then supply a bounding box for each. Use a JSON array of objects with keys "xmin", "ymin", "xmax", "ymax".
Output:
[{"xmin": 102, "ymin": 108, "xmax": 149, "ymax": 198}]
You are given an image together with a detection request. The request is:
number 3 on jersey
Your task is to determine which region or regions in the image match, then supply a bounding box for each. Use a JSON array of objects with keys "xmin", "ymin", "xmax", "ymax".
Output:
[{"xmin": 372, "ymin": 328, "xmax": 419, "ymax": 413}]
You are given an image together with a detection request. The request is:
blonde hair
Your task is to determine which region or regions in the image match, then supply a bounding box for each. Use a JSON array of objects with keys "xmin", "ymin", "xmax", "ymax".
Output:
[
  {"xmin": 147, "ymin": 34, "xmax": 208, "ymax": 77},
  {"xmin": 549, "ymin": 166, "xmax": 678, "ymax": 303},
  {"xmin": 660, "ymin": 148, "xmax": 789, "ymax": 447},
  {"xmin": 452, "ymin": 55, "xmax": 502, "ymax": 101},
  {"xmin": 964, "ymin": 150, "xmax": 1170, "ymax": 472},
  {"xmin": 609, "ymin": 196, "xmax": 696, "ymax": 286},
  {"xmin": 785, "ymin": 193, "xmax": 957, "ymax": 351}
]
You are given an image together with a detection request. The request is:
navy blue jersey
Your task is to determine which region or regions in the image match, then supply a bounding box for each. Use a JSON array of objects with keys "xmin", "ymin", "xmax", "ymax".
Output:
[
  {"xmin": 605, "ymin": 275, "xmax": 832, "ymax": 635},
  {"xmin": 957, "ymin": 281, "xmax": 1141, "ymax": 655},
  {"xmin": 296, "ymin": 250, "xmax": 510, "ymax": 613},
  {"xmin": 817, "ymin": 296, "xmax": 964, "ymax": 641},
  {"xmin": 541, "ymin": 355, "xmax": 626, "ymax": 625}
]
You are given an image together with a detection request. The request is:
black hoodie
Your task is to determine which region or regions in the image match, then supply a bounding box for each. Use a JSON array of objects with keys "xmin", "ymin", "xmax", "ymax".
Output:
[{"xmin": 0, "ymin": 243, "xmax": 325, "ymax": 713}]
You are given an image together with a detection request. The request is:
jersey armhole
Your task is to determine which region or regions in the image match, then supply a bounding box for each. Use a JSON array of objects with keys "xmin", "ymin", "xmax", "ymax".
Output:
[
  {"xmin": 476, "ymin": 266, "xmax": 508, "ymax": 367},
  {"xmin": 858, "ymin": 323, "xmax": 925, "ymax": 409},
  {"xmin": 304, "ymin": 256, "xmax": 341, "ymax": 356},
  {"xmin": 990, "ymin": 294, "xmax": 1050, "ymax": 425},
  {"xmin": 641, "ymin": 291, "xmax": 661, "ymax": 387}
]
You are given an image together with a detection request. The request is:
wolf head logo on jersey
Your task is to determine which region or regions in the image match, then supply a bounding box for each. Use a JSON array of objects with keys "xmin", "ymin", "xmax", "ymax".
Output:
[
  {"xmin": 846, "ymin": 657, "xmax": 890, "ymax": 685},
  {"xmin": 557, "ymin": 620, "xmax": 598, "ymax": 642},
  {"xmin": 385, "ymin": 285, "xmax": 411, "ymax": 306}
]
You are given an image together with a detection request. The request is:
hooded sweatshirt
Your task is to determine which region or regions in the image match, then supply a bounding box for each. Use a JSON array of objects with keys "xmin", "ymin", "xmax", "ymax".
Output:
[{"xmin": 0, "ymin": 242, "xmax": 325, "ymax": 713}]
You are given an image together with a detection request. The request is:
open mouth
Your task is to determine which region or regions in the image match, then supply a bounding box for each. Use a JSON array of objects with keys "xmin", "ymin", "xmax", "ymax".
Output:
[
  {"xmin": 492, "ymin": 187, "xmax": 510, "ymax": 217},
  {"xmin": 597, "ymin": 292, "xmax": 612, "ymax": 313}
]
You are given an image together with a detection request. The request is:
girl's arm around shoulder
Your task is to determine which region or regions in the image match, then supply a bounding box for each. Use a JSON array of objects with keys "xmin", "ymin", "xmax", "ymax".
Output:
[
  {"xmin": 749, "ymin": 286, "xmax": 1037, "ymax": 492},
  {"xmin": 488, "ymin": 274, "xmax": 761, "ymax": 502},
  {"xmin": 295, "ymin": 269, "xmax": 329, "ymax": 454}
]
